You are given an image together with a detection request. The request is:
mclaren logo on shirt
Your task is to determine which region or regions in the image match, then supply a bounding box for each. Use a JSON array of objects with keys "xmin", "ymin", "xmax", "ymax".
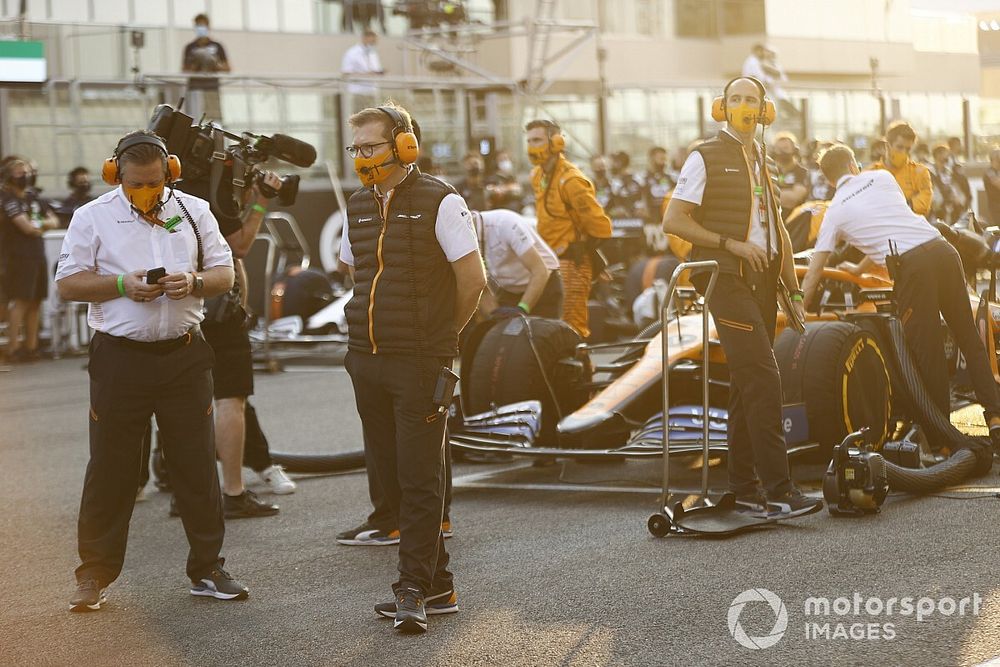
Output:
[
  {"xmin": 356, "ymin": 216, "xmax": 375, "ymax": 224},
  {"xmin": 396, "ymin": 214, "xmax": 423, "ymax": 220}
]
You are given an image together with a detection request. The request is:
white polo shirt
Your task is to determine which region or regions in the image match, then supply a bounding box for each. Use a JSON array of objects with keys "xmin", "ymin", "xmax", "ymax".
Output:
[
  {"xmin": 476, "ymin": 209, "xmax": 559, "ymax": 291},
  {"xmin": 56, "ymin": 187, "xmax": 233, "ymax": 342},
  {"xmin": 672, "ymin": 130, "xmax": 779, "ymax": 257},
  {"xmin": 815, "ymin": 170, "xmax": 940, "ymax": 267}
]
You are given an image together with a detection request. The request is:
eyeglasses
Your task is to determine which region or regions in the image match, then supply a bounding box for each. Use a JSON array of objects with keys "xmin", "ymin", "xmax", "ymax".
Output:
[{"xmin": 346, "ymin": 142, "xmax": 391, "ymax": 158}]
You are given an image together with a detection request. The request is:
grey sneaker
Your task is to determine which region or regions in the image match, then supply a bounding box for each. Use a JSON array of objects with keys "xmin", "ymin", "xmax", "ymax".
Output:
[{"xmin": 70, "ymin": 579, "xmax": 107, "ymax": 612}]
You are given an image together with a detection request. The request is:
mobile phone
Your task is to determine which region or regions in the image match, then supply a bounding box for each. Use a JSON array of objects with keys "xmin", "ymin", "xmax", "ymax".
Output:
[{"xmin": 146, "ymin": 267, "xmax": 166, "ymax": 285}]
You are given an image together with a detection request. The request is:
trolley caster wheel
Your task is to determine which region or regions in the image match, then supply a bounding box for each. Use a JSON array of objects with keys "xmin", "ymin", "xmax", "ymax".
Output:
[{"xmin": 648, "ymin": 513, "xmax": 671, "ymax": 537}]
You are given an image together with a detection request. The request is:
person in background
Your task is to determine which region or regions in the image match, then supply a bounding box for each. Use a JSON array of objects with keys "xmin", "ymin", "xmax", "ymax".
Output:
[
  {"xmin": 866, "ymin": 121, "xmax": 932, "ymax": 217},
  {"xmin": 805, "ymin": 140, "xmax": 834, "ymax": 201},
  {"xmin": 590, "ymin": 154, "xmax": 612, "ymax": 211},
  {"xmin": 455, "ymin": 152, "xmax": 487, "ymax": 211},
  {"xmin": 929, "ymin": 143, "xmax": 971, "ymax": 224},
  {"xmin": 181, "ymin": 13, "xmax": 230, "ymax": 122},
  {"xmin": 640, "ymin": 146, "xmax": 674, "ymax": 226},
  {"xmin": 948, "ymin": 136, "xmax": 965, "ymax": 164},
  {"xmin": 912, "ymin": 142, "xmax": 932, "ymax": 169},
  {"xmin": 0, "ymin": 156, "xmax": 59, "ymax": 362},
  {"xmin": 55, "ymin": 167, "xmax": 95, "ymax": 228},
  {"xmin": 485, "ymin": 149, "xmax": 524, "ymax": 211},
  {"xmin": 341, "ymin": 29, "xmax": 384, "ymax": 103},
  {"xmin": 609, "ymin": 150, "xmax": 644, "ymax": 219},
  {"xmin": 771, "ymin": 132, "xmax": 809, "ymax": 213},
  {"xmin": 984, "ymin": 147, "xmax": 1000, "ymax": 226}
]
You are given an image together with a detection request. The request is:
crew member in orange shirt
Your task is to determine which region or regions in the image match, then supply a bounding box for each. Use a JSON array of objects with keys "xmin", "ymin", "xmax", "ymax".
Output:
[
  {"xmin": 866, "ymin": 120, "xmax": 932, "ymax": 217},
  {"xmin": 526, "ymin": 119, "xmax": 611, "ymax": 338}
]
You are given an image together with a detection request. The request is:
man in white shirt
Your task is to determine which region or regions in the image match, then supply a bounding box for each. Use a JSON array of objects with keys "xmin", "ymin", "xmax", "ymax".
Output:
[
  {"xmin": 801, "ymin": 144, "xmax": 1000, "ymax": 444},
  {"xmin": 341, "ymin": 29, "xmax": 384, "ymax": 98},
  {"xmin": 56, "ymin": 131, "xmax": 246, "ymax": 612},
  {"xmin": 473, "ymin": 209, "xmax": 563, "ymax": 319}
]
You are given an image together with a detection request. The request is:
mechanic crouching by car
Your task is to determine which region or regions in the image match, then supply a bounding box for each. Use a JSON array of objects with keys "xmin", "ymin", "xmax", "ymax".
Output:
[
  {"xmin": 56, "ymin": 130, "xmax": 247, "ymax": 612},
  {"xmin": 473, "ymin": 208, "xmax": 563, "ymax": 319},
  {"xmin": 801, "ymin": 144, "xmax": 1000, "ymax": 451},
  {"xmin": 339, "ymin": 103, "xmax": 485, "ymax": 634},
  {"xmin": 663, "ymin": 77, "xmax": 823, "ymax": 519}
]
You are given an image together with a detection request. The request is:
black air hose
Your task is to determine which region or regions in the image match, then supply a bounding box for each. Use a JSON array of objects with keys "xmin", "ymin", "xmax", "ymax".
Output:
[
  {"xmin": 883, "ymin": 317, "xmax": 992, "ymax": 483},
  {"xmin": 269, "ymin": 450, "xmax": 366, "ymax": 473},
  {"xmin": 883, "ymin": 449, "xmax": 979, "ymax": 494}
]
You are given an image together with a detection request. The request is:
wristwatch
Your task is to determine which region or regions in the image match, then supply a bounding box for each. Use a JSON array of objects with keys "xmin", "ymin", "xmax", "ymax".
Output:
[
  {"xmin": 718, "ymin": 234, "xmax": 730, "ymax": 251},
  {"xmin": 192, "ymin": 273, "xmax": 204, "ymax": 295}
]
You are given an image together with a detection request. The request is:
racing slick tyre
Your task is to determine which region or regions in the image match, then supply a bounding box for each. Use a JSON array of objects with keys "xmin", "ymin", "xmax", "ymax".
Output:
[
  {"xmin": 464, "ymin": 316, "xmax": 588, "ymax": 445},
  {"xmin": 774, "ymin": 321, "xmax": 892, "ymax": 461}
]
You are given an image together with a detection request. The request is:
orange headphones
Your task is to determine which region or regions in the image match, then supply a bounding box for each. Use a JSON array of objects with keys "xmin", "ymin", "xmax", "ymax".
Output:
[
  {"xmin": 537, "ymin": 119, "xmax": 566, "ymax": 152},
  {"xmin": 378, "ymin": 106, "xmax": 419, "ymax": 165},
  {"xmin": 711, "ymin": 76, "xmax": 776, "ymax": 127},
  {"xmin": 101, "ymin": 133, "xmax": 181, "ymax": 185}
]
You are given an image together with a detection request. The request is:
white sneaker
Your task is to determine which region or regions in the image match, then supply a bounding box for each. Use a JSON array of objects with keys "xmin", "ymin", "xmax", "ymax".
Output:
[{"xmin": 259, "ymin": 465, "xmax": 296, "ymax": 495}]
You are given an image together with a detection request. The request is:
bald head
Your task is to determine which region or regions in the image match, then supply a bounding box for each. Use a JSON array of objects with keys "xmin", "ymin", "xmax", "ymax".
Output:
[{"xmin": 726, "ymin": 78, "xmax": 763, "ymax": 109}]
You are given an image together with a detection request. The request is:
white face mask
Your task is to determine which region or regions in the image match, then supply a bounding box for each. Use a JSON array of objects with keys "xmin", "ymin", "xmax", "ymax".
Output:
[
  {"xmin": 195, "ymin": 25, "xmax": 209, "ymax": 38},
  {"xmin": 497, "ymin": 159, "xmax": 513, "ymax": 173}
]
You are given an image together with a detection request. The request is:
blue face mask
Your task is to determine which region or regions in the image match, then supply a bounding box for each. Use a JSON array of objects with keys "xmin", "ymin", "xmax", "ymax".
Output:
[{"xmin": 195, "ymin": 25, "xmax": 209, "ymax": 38}]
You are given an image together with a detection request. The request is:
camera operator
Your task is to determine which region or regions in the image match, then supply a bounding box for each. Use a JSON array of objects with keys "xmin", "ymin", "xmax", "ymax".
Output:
[
  {"xmin": 1, "ymin": 155, "xmax": 59, "ymax": 362},
  {"xmin": 56, "ymin": 130, "xmax": 246, "ymax": 611},
  {"xmin": 174, "ymin": 164, "xmax": 296, "ymax": 516}
]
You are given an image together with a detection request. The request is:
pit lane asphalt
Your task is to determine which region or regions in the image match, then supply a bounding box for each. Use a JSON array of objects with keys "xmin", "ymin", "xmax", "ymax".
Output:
[{"xmin": 3, "ymin": 357, "xmax": 1000, "ymax": 667}]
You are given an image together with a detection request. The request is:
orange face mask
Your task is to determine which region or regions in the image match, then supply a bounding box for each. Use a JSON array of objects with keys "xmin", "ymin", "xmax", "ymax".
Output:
[
  {"xmin": 888, "ymin": 149, "xmax": 908, "ymax": 169},
  {"xmin": 354, "ymin": 154, "xmax": 396, "ymax": 187},
  {"xmin": 726, "ymin": 103, "xmax": 759, "ymax": 135},
  {"xmin": 123, "ymin": 183, "xmax": 165, "ymax": 214},
  {"xmin": 527, "ymin": 144, "xmax": 553, "ymax": 166}
]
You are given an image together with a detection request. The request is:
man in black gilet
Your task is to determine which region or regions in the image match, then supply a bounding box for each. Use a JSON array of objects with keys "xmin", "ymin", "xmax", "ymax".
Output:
[
  {"xmin": 339, "ymin": 103, "xmax": 485, "ymax": 633},
  {"xmin": 663, "ymin": 77, "xmax": 822, "ymax": 519}
]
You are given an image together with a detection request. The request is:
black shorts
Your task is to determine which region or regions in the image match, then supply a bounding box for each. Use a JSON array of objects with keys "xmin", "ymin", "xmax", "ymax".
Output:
[
  {"xmin": 202, "ymin": 319, "xmax": 254, "ymax": 399},
  {"xmin": 3, "ymin": 256, "xmax": 48, "ymax": 302}
]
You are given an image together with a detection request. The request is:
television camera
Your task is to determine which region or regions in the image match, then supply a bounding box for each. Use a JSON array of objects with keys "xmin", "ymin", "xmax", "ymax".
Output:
[{"xmin": 148, "ymin": 103, "xmax": 317, "ymax": 217}]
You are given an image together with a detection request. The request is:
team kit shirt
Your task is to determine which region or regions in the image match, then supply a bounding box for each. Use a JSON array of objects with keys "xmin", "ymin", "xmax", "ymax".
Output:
[
  {"xmin": 0, "ymin": 190, "xmax": 50, "ymax": 260},
  {"xmin": 672, "ymin": 132, "xmax": 779, "ymax": 258},
  {"xmin": 339, "ymin": 188, "xmax": 478, "ymax": 268},
  {"xmin": 814, "ymin": 170, "xmax": 940, "ymax": 266},
  {"xmin": 476, "ymin": 209, "xmax": 559, "ymax": 290},
  {"xmin": 56, "ymin": 187, "xmax": 234, "ymax": 342}
]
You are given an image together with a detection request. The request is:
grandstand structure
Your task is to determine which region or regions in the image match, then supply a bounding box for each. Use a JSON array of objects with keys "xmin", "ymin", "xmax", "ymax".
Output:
[{"xmin": 0, "ymin": 0, "xmax": 996, "ymax": 195}]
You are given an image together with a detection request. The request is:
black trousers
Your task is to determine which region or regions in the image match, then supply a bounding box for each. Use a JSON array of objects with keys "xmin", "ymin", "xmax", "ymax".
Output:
[
  {"xmin": 345, "ymin": 350, "xmax": 452, "ymax": 596},
  {"xmin": 497, "ymin": 270, "xmax": 565, "ymax": 320},
  {"xmin": 77, "ymin": 332, "xmax": 225, "ymax": 586},
  {"xmin": 896, "ymin": 238, "xmax": 1000, "ymax": 420},
  {"xmin": 695, "ymin": 266, "xmax": 793, "ymax": 497},
  {"xmin": 366, "ymin": 444, "xmax": 452, "ymax": 530}
]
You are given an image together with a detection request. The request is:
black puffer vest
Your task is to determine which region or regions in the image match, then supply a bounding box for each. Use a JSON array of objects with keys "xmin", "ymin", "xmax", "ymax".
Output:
[
  {"xmin": 690, "ymin": 131, "xmax": 782, "ymax": 275},
  {"xmin": 345, "ymin": 169, "xmax": 458, "ymax": 357}
]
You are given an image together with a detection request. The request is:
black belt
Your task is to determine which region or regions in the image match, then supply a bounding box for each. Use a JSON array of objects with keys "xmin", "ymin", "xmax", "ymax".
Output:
[{"xmin": 96, "ymin": 329, "xmax": 198, "ymax": 354}]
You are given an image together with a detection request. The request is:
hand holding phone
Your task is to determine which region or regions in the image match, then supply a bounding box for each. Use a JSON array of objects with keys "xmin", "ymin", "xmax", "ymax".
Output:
[{"xmin": 146, "ymin": 267, "xmax": 166, "ymax": 285}]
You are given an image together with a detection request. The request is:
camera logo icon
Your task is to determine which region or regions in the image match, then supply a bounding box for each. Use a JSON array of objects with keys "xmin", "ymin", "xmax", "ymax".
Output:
[{"xmin": 728, "ymin": 588, "xmax": 788, "ymax": 650}]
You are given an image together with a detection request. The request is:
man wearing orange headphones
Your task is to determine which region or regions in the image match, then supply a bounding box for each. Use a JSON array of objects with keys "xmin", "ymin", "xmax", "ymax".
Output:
[
  {"xmin": 526, "ymin": 119, "xmax": 612, "ymax": 338},
  {"xmin": 339, "ymin": 103, "xmax": 485, "ymax": 633},
  {"xmin": 663, "ymin": 77, "xmax": 822, "ymax": 519},
  {"xmin": 56, "ymin": 130, "xmax": 247, "ymax": 611}
]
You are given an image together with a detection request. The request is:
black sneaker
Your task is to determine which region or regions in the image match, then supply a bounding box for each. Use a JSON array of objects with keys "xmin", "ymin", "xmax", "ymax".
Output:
[
  {"xmin": 336, "ymin": 520, "xmax": 400, "ymax": 546},
  {"xmin": 734, "ymin": 489, "xmax": 771, "ymax": 518},
  {"xmin": 392, "ymin": 587, "xmax": 428, "ymax": 633},
  {"xmin": 375, "ymin": 588, "xmax": 458, "ymax": 619},
  {"xmin": 190, "ymin": 566, "xmax": 249, "ymax": 601},
  {"xmin": 223, "ymin": 490, "xmax": 279, "ymax": 519},
  {"xmin": 767, "ymin": 486, "xmax": 823, "ymax": 518},
  {"xmin": 69, "ymin": 579, "xmax": 106, "ymax": 612},
  {"xmin": 990, "ymin": 426, "xmax": 1000, "ymax": 457}
]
